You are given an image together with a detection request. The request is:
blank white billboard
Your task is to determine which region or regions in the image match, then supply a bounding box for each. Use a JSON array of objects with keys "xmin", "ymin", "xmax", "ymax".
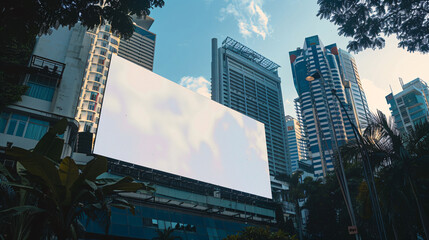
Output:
[{"xmin": 94, "ymin": 55, "xmax": 272, "ymax": 198}]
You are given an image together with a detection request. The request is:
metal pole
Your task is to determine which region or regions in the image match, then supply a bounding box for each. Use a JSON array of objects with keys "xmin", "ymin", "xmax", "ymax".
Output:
[
  {"xmin": 316, "ymin": 73, "xmax": 360, "ymax": 240},
  {"xmin": 331, "ymin": 89, "xmax": 388, "ymax": 240},
  {"xmin": 306, "ymin": 71, "xmax": 359, "ymax": 240}
]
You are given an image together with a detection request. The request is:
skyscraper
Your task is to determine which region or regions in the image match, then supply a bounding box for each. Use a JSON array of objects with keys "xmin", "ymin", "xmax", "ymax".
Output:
[
  {"xmin": 211, "ymin": 37, "xmax": 289, "ymax": 176},
  {"xmin": 75, "ymin": 17, "xmax": 156, "ymax": 134},
  {"xmin": 118, "ymin": 16, "xmax": 156, "ymax": 70},
  {"xmin": 289, "ymin": 35, "xmax": 368, "ymax": 178},
  {"xmin": 386, "ymin": 78, "xmax": 429, "ymax": 135},
  {"xmin": 337, "ymin": 49, "xmax": 371, "ymax": 131},
  {"xmin": 285, "ymin": 115, "xmax": 310, "ymax": 173}
]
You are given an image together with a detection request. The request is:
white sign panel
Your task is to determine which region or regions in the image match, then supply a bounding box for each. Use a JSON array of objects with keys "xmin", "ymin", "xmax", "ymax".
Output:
[{"xmin": 94, "ymin": 55, "xmax": 272, "ymax": 198}]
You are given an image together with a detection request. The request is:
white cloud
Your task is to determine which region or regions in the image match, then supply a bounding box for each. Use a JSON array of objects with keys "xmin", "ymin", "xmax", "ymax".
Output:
[
  {"xmin": 361, "ymin": 78, "xmax": 391, "ymax": 116},
  {"xmin": 179, "ymin": 76, "xmax": 211, "ymax": 98},
  {"xmin": 220, "ymin": 0, "xmax": 271, "ymax": 39}
]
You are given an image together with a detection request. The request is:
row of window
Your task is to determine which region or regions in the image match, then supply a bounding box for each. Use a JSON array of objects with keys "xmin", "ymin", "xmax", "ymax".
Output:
[
  {"xmin": 0, "ymin": 112, "xmax": 49, "ymax": 141},
  {"xmin": 143, "ymin": 218, "xmax": 197, "ymax": 232}
]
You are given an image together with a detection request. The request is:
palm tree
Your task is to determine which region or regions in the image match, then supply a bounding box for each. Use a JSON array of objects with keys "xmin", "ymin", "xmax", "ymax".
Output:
[{"xmin": 340, "ymin": 111, "xmax": 429, "ymax": 239}]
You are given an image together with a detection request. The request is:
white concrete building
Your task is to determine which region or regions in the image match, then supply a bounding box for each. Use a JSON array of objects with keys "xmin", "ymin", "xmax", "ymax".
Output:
[{"xmin": 0, "ymin": 24, "xmax": 90, "ymax": 157}]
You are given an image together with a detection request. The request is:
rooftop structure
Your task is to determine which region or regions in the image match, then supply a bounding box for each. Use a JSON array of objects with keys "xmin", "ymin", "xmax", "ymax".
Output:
[{"xmin": 222, "ymin": 37, "xmax": 280, "ymax": 73}]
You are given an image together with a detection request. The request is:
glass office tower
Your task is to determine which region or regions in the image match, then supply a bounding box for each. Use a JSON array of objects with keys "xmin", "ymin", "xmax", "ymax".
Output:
[{"xmin": 211, "ymin": 37, "xmax": 290, "ymax": 176}]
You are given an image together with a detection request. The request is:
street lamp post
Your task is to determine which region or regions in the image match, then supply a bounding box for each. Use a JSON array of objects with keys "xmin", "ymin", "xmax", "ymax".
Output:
[
  {"xmin": 305, "ymin": 70, "xmax": 360, "ymax": 240},
  {"xmin": 330, "ymin": 88, "xmax": 388, "ymax": 240}
]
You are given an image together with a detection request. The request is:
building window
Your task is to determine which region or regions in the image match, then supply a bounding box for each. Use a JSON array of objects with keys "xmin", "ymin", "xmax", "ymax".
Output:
[
  {"xmin": 89, "ymin": 92, "xmax": 98, "ymax": 101},
  {"xmin": 7, "ymin": 114, "xmax": 28, "ymax": 137},
  {"xmin": 87, "ymin": 112, "xmax": 94, "ymax": 121},
  {"xmin": 25, "ymin": 74, "xmax": 57, "ymax": 101},
  {"xmin": 103, "ymin": 34, "xmax": 109, "ymax": 40},
  {"xmin": 98, "ymin": 58, "xmax": 105, "ymax": 65},
  {"xmin": 24, "ymin": 118, "xmax": 49, "ymax": 140},
  {"xmin": 84, "ymin": 123, "xmax": 92, "ymax": 132},
  {"xmin": 109, "ymin": 46, "xmax": 117, "ymax": 53},
  {"xmin": 1, "ymin": 112, "xmax": 49, "ymax": 140},
  {"xmin": 94, "ymin": 74, "xmax": 101, "ymax": 82},
  {"xmin": 99, "ymin": 49, "xmax": 106, "ymax": 56},
  {"xmin": 88, "ymin": 102, "xmax": 96, "ymax": 111},
  {"xmin": 92, "ymin": 84, "xmax": 100, "ymax": 91},
  {"xmin": 104, "ymin": 25, "xmax": 110, "ymax": 32},
  {"xmin": 96, "ymin": 65, "xmax": 103, "ymax": 73},
  {"xmin": 110, "ymin": 38, "xmax": 118, "ymax": 45}
]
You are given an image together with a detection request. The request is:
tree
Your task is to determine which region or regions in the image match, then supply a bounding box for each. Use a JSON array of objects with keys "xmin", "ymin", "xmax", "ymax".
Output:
[
  {"xmin": 0, "ymin": 119, "xmax": 154, "ymax": 240},
  {"xmin": 0, "ymin": 0, "xmax": 165, "ymax": 108},
  {"xmin": 339, "ymin": 111, "xmax": 429, "ymax": 239},
  {"xmin": 276, "ymin": 171, "xmax": 305, "ymax": 240},
  {"xmin": 303, "ymin": 172, "xmax": 357, "ymax": 240},
  {"xmin": 317, "ymin": 0, "xmax": 429, "ymax": 53},
  {"xmin": 1, "ymin": 0, "xmax": 165, "ymax": 45},
  {"xmin": 224, "ymin": 226, "xmax": 296, "ymax": 240}
]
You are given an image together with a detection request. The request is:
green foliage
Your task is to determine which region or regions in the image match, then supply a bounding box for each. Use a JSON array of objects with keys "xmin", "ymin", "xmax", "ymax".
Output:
[
  {"xmin": 0, "ymin": 0, "xmax": 165, "ymax": 109},
  {"xmin": 303, "ymin": 111, "xmax": 429, "ymax": 239},
  {"xmin": 0, "ymin": 0, "xmax": 165, "ymax": 44},
  {"xmin": 275, "ymin": 171, "xmax": 305, "ymax": 240},
  {"xmin": 0, "ymin": 119, "xmax": 154, "ymax": 240},
  {"xmin": 224, "ymin": 226, "xmax": 296, "ymax": 240},
  {"xmin": 317, "ymin": 0, "xmax": 429, "ymax": 53},
  {"xmin": 0, "ymin": 73, "xmax": 29, "ymax": 110},
  {"xmin": 303, "ymin": 173, "xmax": 356, "ymax": 240}
]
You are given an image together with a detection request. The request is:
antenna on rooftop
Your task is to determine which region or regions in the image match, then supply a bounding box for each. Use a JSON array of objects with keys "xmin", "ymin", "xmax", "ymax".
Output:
[
  {"xmin": 399, "ymin": 77, "xmax": 404, "ymax": 89},
  {"xmin": 389, "ymin": 84, "xmax": 393, "ymax": 93}
]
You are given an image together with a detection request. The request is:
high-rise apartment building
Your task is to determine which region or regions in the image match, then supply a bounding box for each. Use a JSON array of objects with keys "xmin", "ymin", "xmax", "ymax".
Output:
[
  {"xmin": 0, "ymin": 24, "xmax": 91, "ymax": 157},
  {"xmin": 285, "ymin": 115, "xmax": 310, "ymax": 173},
  {"xmin": 118, "ymin": 16, "xmax": 156, "ymax": 70},
  {"xmin": 76, "ymin": 17, "xmax": 156, "ymax": 133},
  {"xmin": 211, "ymin": 37, "xmax": 289, "ymax": 176},
  {"xmin": 289, "ymin": 35, "xmax": 368, "ymax": 178},
  {"xmin": 386, "ymin": 78, "xmax": 429, "ymax": 135}
]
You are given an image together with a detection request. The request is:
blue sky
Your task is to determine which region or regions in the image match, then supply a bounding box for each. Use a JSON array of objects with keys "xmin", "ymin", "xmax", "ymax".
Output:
[{"xmin": 149, "ymin": 0, "xmax": 429, "ymax": 118}]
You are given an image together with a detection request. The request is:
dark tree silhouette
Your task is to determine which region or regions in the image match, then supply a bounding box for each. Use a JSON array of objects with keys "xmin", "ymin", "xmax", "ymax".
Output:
[{"xmin": 317, "ymin": 0, "xmax": 429, "ymax": 53}]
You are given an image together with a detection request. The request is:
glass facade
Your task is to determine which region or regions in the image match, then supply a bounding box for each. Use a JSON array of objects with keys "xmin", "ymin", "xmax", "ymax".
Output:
[
  {"xmin": 84, "ymin": 203, "xmax": 258, "ymax": 240},
  {"xmin": 386, "ymin": 78, "xmax": 429, "ymax": 135}
]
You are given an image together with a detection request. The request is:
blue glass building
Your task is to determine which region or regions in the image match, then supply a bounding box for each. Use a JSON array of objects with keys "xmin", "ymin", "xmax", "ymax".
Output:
[
  {"xmin": 289, "ymin": 36, "xmax": 368, "ymax": 178},
  {"xmin": 386, "ymin": 78, "xmax": 429, "ymax": 135},
  {"xmin": 80, "ymin": 161, "xmax": 278, "ymax": 240}
]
